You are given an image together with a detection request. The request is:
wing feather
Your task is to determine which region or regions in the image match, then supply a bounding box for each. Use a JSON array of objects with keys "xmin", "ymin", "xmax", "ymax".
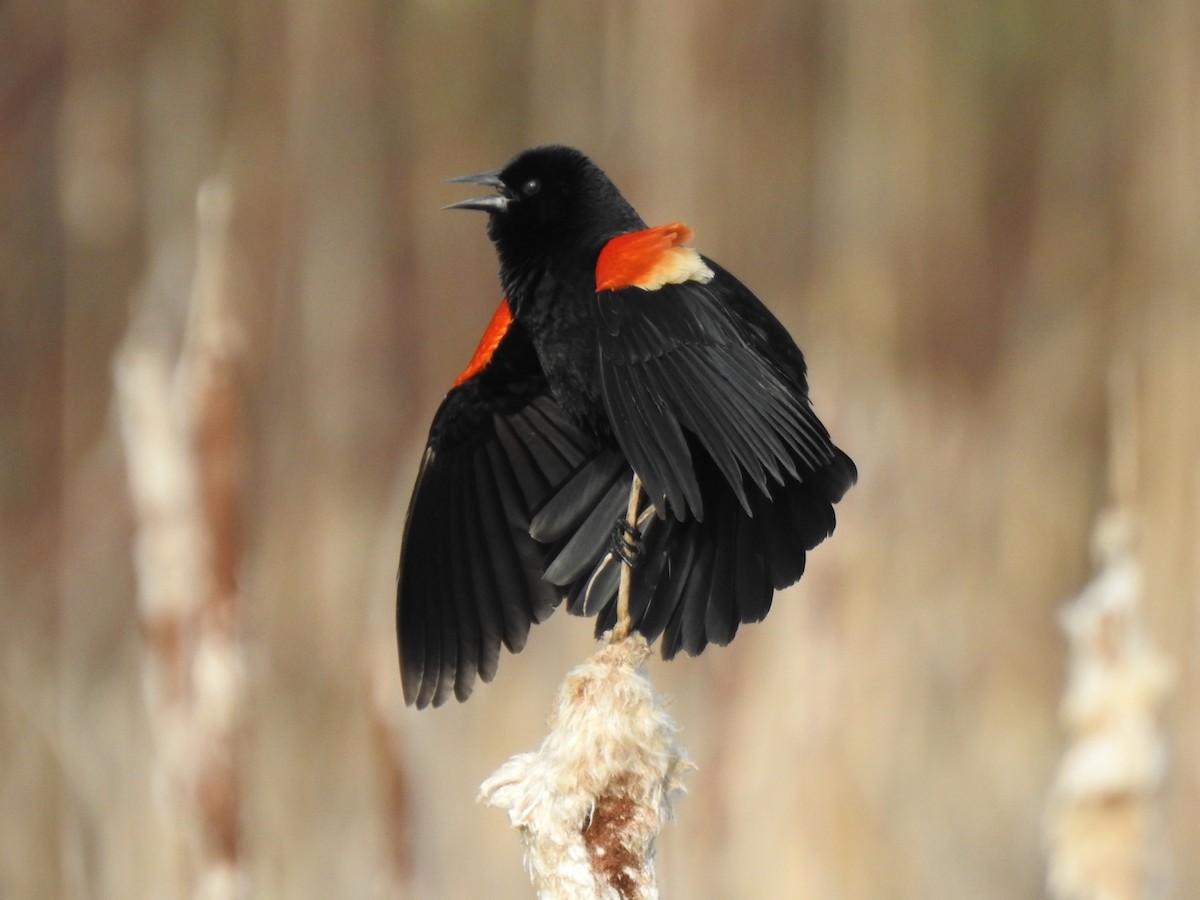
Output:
[
  {"xmin": 471, "ymin": 449, "xmax": 532, "ymax": 654},
  {"xmin": 596, "ymin": 275, "xmax": 838, "ymax": 519},
  {"xmin": 397, "ymin": 316, "xmax": 603, "ymax": 707},
  {"xmin": 448, "ymin": 467, "xmax": 482, "ymax": 703},
  {"xmin": 705, "ymin": 512, "xmax": 741, "ymax": 645},
  {"xmin": 677, "ymin": 527, "xmax": 717, "ymax": 656},
  {"xmin": 652, "ymin": 350, "xmax": 748, "ymax": 508},
  {"xmin": 599, "ymin": 353, "xmax": 701, "ymax": 518},
  {"xmin": 521, "ymin": 399, "xmax": 591, "ymax": 469},
  {"xmin": 734, "ymin": 506, "xmax": 772, "ymax": 624},
  {"xmin": 493, "ymin": 416, "xmax": 551, "ymax": 509},
  {"xmin": 529, "ymin": 450, "xmax": 627, "ymax": 543},
  {"xmin": 486, "ymin": 440, "xmax": 559, "ymax": 623},
  {"xmin": 543, "ymin": 477, "xmax": 629, "ymax": 588}
]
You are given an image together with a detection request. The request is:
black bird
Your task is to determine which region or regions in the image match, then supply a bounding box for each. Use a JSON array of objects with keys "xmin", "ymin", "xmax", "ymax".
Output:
[{"xmin": 398, "ymin": 145, "xmax": 855, "ymax": 708}]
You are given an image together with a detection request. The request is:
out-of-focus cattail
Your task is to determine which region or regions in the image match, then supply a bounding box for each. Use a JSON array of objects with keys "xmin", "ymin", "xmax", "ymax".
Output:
[
  {"xmin": 1044, "ymin": 510, "xmax": 1173, "ymax": 900},
  {"xmin": 115, "ymin": 178, "xmax": 246, "ymax": 899},
  {"xmin": 1044, "ymin": 362, "xmax": 1174, "ymax": 900}
]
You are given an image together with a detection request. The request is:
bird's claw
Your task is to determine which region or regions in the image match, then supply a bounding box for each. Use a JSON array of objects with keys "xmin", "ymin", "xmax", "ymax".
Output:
[{"xmin": 610, "ymin": 518, "xmax": 644, "ymax": 568}]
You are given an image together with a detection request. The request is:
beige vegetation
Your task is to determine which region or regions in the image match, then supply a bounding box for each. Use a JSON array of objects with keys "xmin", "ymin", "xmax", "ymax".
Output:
[{"xmin": 2, "ymin": 1, "xmax": 1197, "ymax": 897}]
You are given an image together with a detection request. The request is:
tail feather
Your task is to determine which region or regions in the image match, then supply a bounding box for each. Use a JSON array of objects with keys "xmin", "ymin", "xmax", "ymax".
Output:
[{"xmin": 549, "ymin": 441, "xmax": 856, "ymax": 661}]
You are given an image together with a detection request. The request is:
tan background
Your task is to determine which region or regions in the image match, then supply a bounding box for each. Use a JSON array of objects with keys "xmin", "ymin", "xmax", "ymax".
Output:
[{"xmin": 2, "ymin": 0, "xmax": 1197, "ymax": 897}]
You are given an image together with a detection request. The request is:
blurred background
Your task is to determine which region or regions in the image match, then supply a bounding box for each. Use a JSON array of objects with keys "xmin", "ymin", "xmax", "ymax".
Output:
[{"xmin": 2, "ymin": 0, "xmax": 1197, "ymax": 897}]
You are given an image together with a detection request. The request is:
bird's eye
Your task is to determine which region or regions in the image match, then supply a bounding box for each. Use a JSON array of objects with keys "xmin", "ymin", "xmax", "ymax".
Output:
[{"xmin": 522, "ymin": 178, "xmax": 541, "ymax": 196}]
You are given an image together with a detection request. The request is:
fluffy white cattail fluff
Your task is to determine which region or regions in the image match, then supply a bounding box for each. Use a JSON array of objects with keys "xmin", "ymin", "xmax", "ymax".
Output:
[
  {"xmin": 1043, "ymin": 510, "xmax": 1174, "ymax": 900},
  {"xmin": 116, "ymin": 178, "xmax": 246, "ymax": 899},
  {"xmin": 479, "ymin": 634, "xmax": 693, "ymax": 900}
]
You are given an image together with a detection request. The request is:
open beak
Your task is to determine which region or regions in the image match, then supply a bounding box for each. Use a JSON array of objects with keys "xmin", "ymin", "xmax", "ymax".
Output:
[{"xmin": 443, "ymin": 170, "xmax": 510, "ymax": 212}]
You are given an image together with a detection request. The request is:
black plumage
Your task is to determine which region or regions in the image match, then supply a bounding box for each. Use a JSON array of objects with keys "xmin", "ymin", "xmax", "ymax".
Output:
[{"xmin": 397, "ymin": 145, "xmax": 856, "ymax": 707}]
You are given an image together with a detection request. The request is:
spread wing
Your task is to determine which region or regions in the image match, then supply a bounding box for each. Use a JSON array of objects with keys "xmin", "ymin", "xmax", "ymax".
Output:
[
  {"xmin": 595, "ymin": 259, "xmax": 846, "ymax": 522},
  {"xmin": 541, "ymin": 254, "xmax": 859, "ymax": 658},
  {"xmin": 397, "ymin": 313, "xmax": 597, "ymax": 708}
]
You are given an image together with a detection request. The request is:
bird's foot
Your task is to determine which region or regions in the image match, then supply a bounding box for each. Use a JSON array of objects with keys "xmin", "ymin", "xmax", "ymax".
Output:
[{"xmin": 610, "ymin": 518, "xmax": 644, "ymax": 568}]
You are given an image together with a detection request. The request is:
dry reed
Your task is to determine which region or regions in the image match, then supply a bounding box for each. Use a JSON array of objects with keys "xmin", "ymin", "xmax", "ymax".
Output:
[{"xmin": 114, "ymin": 179, "xmax": 246, "ymax": 898}]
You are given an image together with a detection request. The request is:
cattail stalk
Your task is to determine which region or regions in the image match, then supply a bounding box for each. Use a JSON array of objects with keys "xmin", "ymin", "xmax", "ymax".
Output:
[{"xmin": 613, "ymin": 475, "xmax": 643, "ymax": 641}]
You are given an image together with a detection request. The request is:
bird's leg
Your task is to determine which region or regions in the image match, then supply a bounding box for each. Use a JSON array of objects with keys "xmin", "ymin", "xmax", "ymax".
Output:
[{"xmin": 612, "ymin": 475, "xmax": 643, "ymax": 642}]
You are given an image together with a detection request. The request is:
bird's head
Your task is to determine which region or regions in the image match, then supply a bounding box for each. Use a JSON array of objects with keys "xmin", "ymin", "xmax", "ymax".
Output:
[{"xmin": 446, "ymin": 145, "xmax": 645, "ymax": 260}]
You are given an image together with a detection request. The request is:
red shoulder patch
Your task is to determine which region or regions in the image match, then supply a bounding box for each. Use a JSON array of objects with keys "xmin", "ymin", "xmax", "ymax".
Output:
[
  {"xmin": 595, "ymin": 223, "xmax": 714, "ymax": 292},
  {"xmin": 454, "ymin": 300, "xmax": 513, "ymax": 387}
]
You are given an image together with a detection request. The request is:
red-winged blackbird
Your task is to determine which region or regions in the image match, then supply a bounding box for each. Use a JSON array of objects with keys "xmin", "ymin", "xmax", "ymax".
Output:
[{"xmin": 398, "ymin": 145, "xmax": 856, "ymax": 708}]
